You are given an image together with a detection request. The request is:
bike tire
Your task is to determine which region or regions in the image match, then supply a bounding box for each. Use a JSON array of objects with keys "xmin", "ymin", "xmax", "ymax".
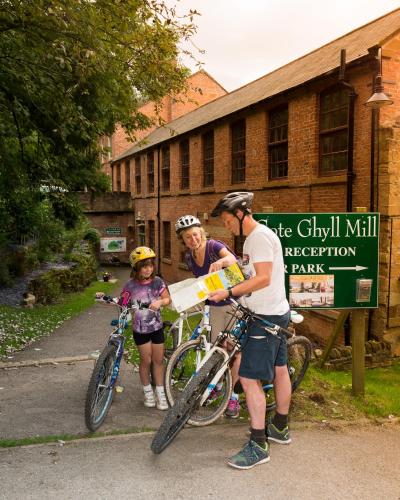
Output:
[
  {"xmin": 165, "ymin": 340, "xmax": 232, "ymax": 426},
  {"xmin": 84, "ymin": 344, "xmax": 118, "ymax": 432},
  {"xmin": 151, "ymin": 351, "xmax": 226, "ymax": 454},
  {"xmin": 287, "ymin": 335, "xmax": 312, "ymax": 392}
]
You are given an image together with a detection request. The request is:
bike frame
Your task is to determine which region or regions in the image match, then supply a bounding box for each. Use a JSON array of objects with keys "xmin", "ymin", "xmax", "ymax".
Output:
[{"xmin": 182, "ymin": 299, "xmax": 301, "ymax": 406}]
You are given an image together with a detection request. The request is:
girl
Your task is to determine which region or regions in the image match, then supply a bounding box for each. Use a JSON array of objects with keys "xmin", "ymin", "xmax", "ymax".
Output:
[{"xmin": 123, "ymin": 246, "xmax": 170, "ymax": 410}]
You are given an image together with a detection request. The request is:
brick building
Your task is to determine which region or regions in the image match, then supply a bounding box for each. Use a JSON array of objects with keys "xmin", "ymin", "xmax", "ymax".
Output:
[
  {"xmin": 86, "ymin": 70, "xmax": 226, "ymax": 265},
  {"xmin": 99, "ymin": 70, "xmax": 227, "ymax": 178},
  {"xmin": 108, "ymin": 9, "xmax": 400, "ymax": 353}
]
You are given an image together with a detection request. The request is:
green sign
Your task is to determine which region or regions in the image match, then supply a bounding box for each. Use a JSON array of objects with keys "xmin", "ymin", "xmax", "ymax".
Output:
[
  {"xmin": 106, "ymin": 227, "xmax": 122, "ymax": 236},
  {"xmin": 253, "ymin": 213, "xmax": 379, "ymax": 309}
]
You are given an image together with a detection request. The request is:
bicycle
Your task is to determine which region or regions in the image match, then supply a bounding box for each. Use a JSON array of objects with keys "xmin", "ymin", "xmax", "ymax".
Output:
[
  {"xmin": 164, "ymin": 303, "xmax": 309, "ymax": 427},
  {"xmin": 84, "ymin": 292, "xmax": 172, "ymax": 432},
  {"xmin": 151, "ymin": 299, "xmax": 312, "ymax": 453}
]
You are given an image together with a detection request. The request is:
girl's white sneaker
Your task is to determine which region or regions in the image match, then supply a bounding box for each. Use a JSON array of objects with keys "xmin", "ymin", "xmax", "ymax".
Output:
[
  {"xmin": 156, "ymin": 391, "xmax": 168, "ymax": 411},
  {"xmin": 144, "ymin": 389, "xmax": 156, "ymax": 408}
]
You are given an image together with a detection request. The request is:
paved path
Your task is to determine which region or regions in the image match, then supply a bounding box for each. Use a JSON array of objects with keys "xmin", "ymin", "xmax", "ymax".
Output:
[
  {"xmin": 0, "ymin": 266, "xmax": 168, "ymax": 440},
  {"xmin": 1, "ymin": 424, "xmax": 400, "ymax": 499}
]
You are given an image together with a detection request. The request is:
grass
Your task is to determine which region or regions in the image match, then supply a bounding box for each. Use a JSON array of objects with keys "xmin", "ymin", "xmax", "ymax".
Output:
[
  {"xmin": 289, "ymin": 360, "xmax": 400, "ymax": 423},
  {"xmin": 0, "ymin": 427, "xmax": 155, "ymax": 448},
  {"xmin": 0, "ymin": 280, "xmax": 118, "ymax": 359}
]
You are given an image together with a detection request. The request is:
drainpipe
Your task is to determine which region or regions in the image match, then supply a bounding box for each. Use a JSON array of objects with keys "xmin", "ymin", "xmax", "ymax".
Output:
[
  {"xmin": 368, "ymin": 48, "xmax": 381, "ymax": 338},
  {"xmin": 157, "ymin": 146, "xmax": 161, "ymax": 274},
  {"xmin": 338, "ymin": 49, "xmax": 357, "ymax": 212}
]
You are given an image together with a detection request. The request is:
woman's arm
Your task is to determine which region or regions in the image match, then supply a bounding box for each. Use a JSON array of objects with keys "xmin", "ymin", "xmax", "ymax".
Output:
[{"xmin": 208, "ymin": 247, "xmax": 237, "ymax": 273}]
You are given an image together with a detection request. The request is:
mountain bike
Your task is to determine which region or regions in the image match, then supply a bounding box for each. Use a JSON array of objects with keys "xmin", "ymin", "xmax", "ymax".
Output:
[
  {"xmin": 84, "ymin": 292, "xmax": 172, "ymax": 432},
  {"xmin": 164, "ymin": 303, "xmax": 308, "ymax": 427},
  {"xmin": 151, "ymin": 299, "xmax": 311, "ymax": 453}
]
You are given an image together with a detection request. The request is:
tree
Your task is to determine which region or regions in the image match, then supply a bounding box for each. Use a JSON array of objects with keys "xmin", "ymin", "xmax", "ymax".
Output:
[{"xmin": 0, "ymin": 0, "xmax": 197, "ymax": 243}]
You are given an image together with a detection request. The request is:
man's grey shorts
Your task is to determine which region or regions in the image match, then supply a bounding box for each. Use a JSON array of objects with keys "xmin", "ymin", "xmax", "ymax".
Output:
[{"xmin": 238, "ymin": 310, "xmax": 290, "ymax": 382}]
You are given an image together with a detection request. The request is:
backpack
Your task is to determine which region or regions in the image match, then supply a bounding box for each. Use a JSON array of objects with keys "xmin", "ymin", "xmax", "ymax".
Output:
[{"xmin": 184, "ymin": 239, "xmax": 237, "ymax": 272}]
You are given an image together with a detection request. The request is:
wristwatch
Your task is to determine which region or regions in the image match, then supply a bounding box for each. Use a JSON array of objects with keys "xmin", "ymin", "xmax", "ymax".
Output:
[{"xmin": 228, "ymin": 288, "xmax": 234, "ymax": 299}]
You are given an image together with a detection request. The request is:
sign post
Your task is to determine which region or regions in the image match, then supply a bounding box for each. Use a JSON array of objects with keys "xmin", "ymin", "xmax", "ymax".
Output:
[{"xmin": 254, "ymin": 212, "xmax": 379, "ymax": 396}]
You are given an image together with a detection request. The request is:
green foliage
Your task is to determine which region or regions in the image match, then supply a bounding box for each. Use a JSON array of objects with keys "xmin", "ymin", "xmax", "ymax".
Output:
[
  {"xmin": 0, "ymin": 0, "xmax": 197, "ymax": 247},
  {"xmin": 83, "ymin": 227, "xmax": 101, "ymax": 246}
]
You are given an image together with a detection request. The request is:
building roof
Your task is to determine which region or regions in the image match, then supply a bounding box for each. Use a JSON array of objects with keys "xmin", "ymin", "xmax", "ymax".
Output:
[{"xmin": 114, "ymin": 8, "xmax": 400, "ymax": 162}]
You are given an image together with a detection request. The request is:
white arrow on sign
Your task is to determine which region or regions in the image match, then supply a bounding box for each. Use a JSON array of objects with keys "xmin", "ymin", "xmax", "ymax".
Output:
[{"xmin": 329, "ymin": 266, "xmax": 368, "ymax": 271}]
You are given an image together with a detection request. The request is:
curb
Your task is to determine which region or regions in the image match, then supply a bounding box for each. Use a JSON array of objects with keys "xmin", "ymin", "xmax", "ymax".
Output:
[{"xmin": 0, "ymin": 355, "xmax": 94, "ymax": 369}]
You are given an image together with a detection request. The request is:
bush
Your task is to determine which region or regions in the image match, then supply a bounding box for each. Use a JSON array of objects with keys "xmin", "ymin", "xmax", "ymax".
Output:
[{"xmin": 83, "ymin": 227, "xmax": 100, "ymax": 246}]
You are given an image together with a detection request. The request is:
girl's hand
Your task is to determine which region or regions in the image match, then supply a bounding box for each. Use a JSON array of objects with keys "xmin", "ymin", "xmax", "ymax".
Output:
[{"xmin": 149, "ymin": 299, "xmax": 163, "ymax": 311}]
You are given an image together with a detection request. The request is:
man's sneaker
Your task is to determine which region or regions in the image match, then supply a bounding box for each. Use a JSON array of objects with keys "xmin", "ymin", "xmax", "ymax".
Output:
[
  {"xmin": 225, "ymin": 398, "xmax": 240, "ymax": 418},
  {"xmin": 156, "ymin": 391, "xmax": 168, "ymax": 411},
  {"xmin": 267, "ymin": 423, "xmax": 291, "ymax": 444},
  {"xmin": 143, "ymin": 390, "xmax": 156, "ymax": 408},
  {"xmin": 227, "ymin": 440, "xmax": 270, "ymax": 470}
]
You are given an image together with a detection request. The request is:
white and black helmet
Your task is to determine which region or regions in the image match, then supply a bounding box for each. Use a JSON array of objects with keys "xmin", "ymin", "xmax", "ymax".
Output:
[{"xmin": 175, "ymin": 215, "xmax": 201, "ymax": 234}]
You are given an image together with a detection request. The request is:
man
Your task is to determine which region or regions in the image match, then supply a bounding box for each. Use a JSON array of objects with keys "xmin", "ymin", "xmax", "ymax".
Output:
[{"xmin": 208, "ymin": 191, "xmax": 291, "ymax": 470}]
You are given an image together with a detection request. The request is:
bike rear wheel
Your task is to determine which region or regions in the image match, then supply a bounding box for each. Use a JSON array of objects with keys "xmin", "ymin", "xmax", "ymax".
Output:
[
  {"xmin": 165, "ymin": 340, "xmax": 232, "ymax": 426},
  {"xmin": 287, "ymin": 335, "xmax": 311, "ymax": 391},
  {"xmin": 151, "ymin": 351, "xmax": 226, "ymax": 454},
  {"xmin": 85, "ymin": 344, "xmax": 118, "ymax": 432}
]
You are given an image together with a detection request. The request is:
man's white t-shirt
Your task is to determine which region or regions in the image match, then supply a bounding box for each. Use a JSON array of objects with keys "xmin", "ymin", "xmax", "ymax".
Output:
[{"xmin": 241, "ymin": 223, "xmax": 289, "ymax": 316}]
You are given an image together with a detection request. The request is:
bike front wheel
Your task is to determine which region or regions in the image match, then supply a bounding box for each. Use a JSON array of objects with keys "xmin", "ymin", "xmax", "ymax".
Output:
[
  {"xmin": 151, "ymin": 351, "xmax": 227, "ymax": 454},
  {"xmin": 165, "ymin": 340, "xmax": 232, "ymax": 426},
  {"xmin": 85, "ymin": 344, "xmax": 118, "ymax": 432}
]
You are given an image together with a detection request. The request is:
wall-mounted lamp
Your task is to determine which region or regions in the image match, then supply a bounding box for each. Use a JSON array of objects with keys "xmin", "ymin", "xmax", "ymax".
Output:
[{"xmin": 365, "ymin": 74, "xmax": 393, "ymax": 109}]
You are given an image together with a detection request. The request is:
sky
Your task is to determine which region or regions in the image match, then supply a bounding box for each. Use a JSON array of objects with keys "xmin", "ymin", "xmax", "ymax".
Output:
[{"xmin": 174, "ymin": 0, "xmax": 400, "ymax": 91}]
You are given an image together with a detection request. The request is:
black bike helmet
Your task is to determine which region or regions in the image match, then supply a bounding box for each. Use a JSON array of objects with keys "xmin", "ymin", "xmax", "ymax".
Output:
[{"xmin": 211, "ymin": 192, "xmax": 254, "ymax": 217}]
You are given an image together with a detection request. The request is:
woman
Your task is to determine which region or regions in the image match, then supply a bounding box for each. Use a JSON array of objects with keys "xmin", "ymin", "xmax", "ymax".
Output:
[{"xmin": 175, "ymin": 214, "xmax": 240, "ymax": 418}]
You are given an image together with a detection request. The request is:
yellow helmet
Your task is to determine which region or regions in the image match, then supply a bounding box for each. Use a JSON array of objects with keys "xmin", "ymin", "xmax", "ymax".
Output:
[{"xmin": 129, "ymin": 246, "xmax": 156, "ymax": 268}]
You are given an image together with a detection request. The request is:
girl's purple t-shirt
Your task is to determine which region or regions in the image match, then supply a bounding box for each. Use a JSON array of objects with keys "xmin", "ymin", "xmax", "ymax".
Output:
[
  {"xmin": 122, "ymin": 276, "xmax": 166, "ymax": 334},
  {"xmin": 186, "ymin": 239, "xmax": 230, "ymax": 307}
]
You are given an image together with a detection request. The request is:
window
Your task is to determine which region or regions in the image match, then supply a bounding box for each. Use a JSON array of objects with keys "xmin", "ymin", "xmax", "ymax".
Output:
[
  {"xmin": 231, "ymin": 119, "xmax": 246, "ymax": 183},
  {"xmin": 319, "ymin": 88, "xmax": 349, "ymax": 175},
  {"xmin": 268, "ymin": 106, "xmax": 288, "ymax": 179},
  {"xmin": 135, "ymin": 157, "xmax": 141, "ymax": 194},
  {"xmin": 137, "ymin": 222, "xmax": 145, "ymax": 246},
  {"xmin": 163, "ymin": 221, "xmax": 171, "ymax": 259},
  {"xmin": 148, "ymin": 220, "xmax": 155, "ymax": 250},
  {"xmin": 161, "ymin": 145, "xmax": 170, "ymax": 191},
  {"xmin": 203, "ymin": 130, "xmax": 214, "ymax": 187},
  {"xmin": 116, "ymin": 163, "xmax": 121, "ymax": 192},
  {"xmin": 180, "ymin": 139, "xmax": 190, "ymax": 190},
  {"xmin": 125, "ymin": 160, "xmax": 131, "ymax": 191},
  {"xmin": 147, "ymin": 152, "xmax": 154, "ymax": 193}
]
